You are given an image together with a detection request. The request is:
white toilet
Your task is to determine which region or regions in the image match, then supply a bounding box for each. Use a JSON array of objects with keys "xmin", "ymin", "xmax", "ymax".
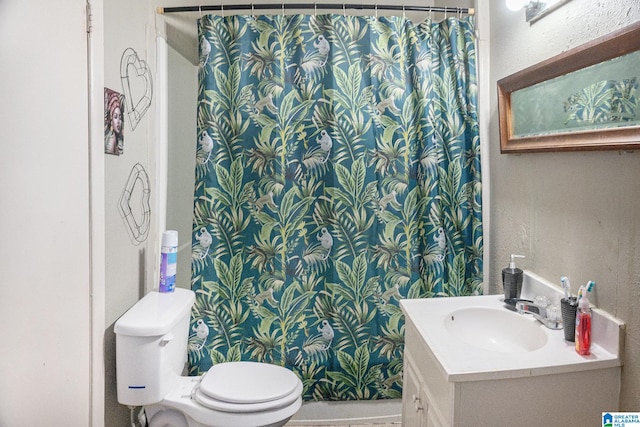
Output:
[{"xmin": 115, "ymin": 288, "xmax": 303, "ymax": 427}]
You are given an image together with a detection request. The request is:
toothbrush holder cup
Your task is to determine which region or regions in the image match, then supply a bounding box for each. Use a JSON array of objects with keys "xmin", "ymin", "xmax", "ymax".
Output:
[{"xmin": 560, "ymin": 297, "xmax": 578, "ymax": 342}]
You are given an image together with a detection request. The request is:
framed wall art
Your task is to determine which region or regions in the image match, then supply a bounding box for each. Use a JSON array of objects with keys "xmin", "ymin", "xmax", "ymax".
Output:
[{"xmin": 497, "ymin": 21, "xmax": 640, "ymax": 153}]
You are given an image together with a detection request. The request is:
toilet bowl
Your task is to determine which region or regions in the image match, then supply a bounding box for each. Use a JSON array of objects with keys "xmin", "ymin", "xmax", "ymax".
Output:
[
  {"xmin": 145, "ymin": 365, "xmax": 303, "ymax": 427},
  {"xmin": 146, "ymin": 362, "xmax": 303, "ymax": 427},
  {"xmin": 115, "ymin": 289, "xmax": 303, "ymax": 427}
]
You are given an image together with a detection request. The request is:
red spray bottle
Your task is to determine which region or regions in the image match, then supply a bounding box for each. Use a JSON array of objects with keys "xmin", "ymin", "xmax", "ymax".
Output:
[{"xmin": 575, "ymin": 283, "xmax": 593, "ymax": 356}]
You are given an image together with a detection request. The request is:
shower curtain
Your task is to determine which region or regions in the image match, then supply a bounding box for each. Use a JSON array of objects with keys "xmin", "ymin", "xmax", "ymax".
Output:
[{"xmin": 189, "ymin": 12, "xmax": 482, "ymax": 401}]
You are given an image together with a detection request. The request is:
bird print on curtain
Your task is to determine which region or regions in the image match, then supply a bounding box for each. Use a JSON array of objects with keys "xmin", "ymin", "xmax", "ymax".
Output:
[{"xmin": 188, "ymin": 13, "xmax": 482, "ymax": 401}]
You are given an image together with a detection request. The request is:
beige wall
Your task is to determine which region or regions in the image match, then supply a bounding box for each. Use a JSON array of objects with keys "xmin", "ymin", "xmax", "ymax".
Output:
[{"xmin": 488, "ymin": 1, "xmax": 640, "ymax": 410}]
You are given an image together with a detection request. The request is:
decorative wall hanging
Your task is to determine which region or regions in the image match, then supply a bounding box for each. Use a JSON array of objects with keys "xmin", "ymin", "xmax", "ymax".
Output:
[
  {"xmin": 120, "ymin": 48, "xmax": 153, "ymax": 131},
  {"xmin": 104, "ymin": 87, "xmax": 125, "ymax": 155},
  {"xmin": 118, "ymin": 163, "xmax": 151, "ymax": 245},
  {"xmin": 498, "ymin": 21, "xmax": 640, "ymax": 153}
]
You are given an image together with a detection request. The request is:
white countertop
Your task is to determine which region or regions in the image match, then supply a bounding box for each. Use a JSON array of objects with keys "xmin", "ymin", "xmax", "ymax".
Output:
[{"xmin": 401, "ymin": 289, "xmax": 624, "ymax": 382}]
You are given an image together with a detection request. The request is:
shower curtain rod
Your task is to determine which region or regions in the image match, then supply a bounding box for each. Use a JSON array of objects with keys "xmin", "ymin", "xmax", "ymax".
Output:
[{"xmin": 157, "ymin": 3, "xmax": 474, "ymax": 15}]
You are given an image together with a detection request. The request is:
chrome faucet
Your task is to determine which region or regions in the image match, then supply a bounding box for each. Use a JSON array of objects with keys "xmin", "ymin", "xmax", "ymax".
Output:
[{"xmin": 516, "ymin": 300, "xmax": 563, "ymax": 330}]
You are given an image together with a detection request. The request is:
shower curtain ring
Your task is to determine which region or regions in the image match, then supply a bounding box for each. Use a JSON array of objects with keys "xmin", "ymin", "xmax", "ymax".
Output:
[
  {"xmin": 343, "ymin": 3, "xmax": 346, "ymax": 17},
  {"xmin": 282, "ymin": 3, "xmax": 285, "ymax": 16},
  {"xmin": 375, "ymin": 4, "xmax": 378, "ymax": 18},
  {"xmin": 251, "ymin": 3, "xmax": 255, "ymax": 18},
  {"xmin": 402, "ymin": 5, "xmax": 406, "ymax": 19},
  {"xmin": 221, "ymin": 4, "xmax": 225, "ymax": 17},
  {"xmin": 199, "ymin": 5, "xmax": 202, "ymax": 18},
  {"xmin": 314, "ymin": 2, "xmax": 317, "ymax": 16}
]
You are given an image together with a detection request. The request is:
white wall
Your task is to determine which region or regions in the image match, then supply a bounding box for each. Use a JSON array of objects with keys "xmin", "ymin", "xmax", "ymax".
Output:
[
  {"xmin": 104, "ymin": 0, "xmax": 158, "ymax": 327},
  {"xmin": 489, "ymin": 1, "xmax": 640, "ymax": 410},
  {"xmin": 0, "ymin": 0, "xmax": 93, "ymax": 425},
  {"xmin": 166, "ymin": 45, "xmax": 198, "ymax": 288},
  {"xmin": 103, "ymin": 0, "xmax": 160, "ymax": 425}
]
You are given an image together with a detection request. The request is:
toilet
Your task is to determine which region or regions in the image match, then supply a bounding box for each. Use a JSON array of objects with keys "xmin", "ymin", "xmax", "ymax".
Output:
[{"xmin": 115, "ymin": 288, "xmax": 303, "ymax": 427}]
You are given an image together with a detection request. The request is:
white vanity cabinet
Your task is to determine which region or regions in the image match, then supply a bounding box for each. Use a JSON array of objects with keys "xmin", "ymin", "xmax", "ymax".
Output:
[
  {"xmin": 402, "ymin": 316, "xmax": 450, "ymax": 427},
  {"xmin": 402, "ymin": 351, "xmax": 428, "ymax": 426}
]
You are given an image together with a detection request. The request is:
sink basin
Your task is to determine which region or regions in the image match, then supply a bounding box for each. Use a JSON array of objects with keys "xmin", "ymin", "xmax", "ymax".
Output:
[{"xmin": 444, "ymin": 307, "xmax": 548, "ymax": 353}]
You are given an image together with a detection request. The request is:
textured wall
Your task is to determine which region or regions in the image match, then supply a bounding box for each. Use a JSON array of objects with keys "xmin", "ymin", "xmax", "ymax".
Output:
[{"xmin": 488, "ymin": 1, "xmax": 640, "ymax": 410}]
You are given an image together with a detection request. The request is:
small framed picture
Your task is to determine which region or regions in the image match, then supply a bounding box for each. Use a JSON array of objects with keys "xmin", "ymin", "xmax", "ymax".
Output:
[{"xmin": 104, "ymin": 88, "xmax": 125, "ymax": 155}]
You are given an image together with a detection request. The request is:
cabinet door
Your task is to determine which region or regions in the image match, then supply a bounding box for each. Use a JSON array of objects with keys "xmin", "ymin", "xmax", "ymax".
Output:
[
  {"xmin": 425, "ymin": 399, "xmax": 444, "ymax": 427},
  {"xmin": 402, "ymin": 356, "xmax": 426, "ymax": 426}
]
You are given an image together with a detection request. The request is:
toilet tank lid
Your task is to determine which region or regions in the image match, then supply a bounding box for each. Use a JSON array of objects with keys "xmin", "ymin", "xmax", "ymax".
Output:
[{"xmin": 115, "ymin": 288, "xmax": 195, "ymax": 337}]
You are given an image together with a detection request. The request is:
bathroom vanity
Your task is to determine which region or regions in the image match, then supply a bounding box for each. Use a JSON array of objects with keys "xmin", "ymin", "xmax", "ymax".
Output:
[{"xmin": 400, "ymin": 271, "xmax": 624, "ymax": 426}]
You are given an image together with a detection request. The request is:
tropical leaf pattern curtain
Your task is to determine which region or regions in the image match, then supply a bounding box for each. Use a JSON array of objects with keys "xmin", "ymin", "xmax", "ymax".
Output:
[{"xmin": 189, "ymin": 13, "xmax": 482, "ymax": 401}]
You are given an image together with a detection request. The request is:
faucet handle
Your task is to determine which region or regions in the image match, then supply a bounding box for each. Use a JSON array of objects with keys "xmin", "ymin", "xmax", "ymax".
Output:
[
  {"xmin": 546, "ymin": 304, "xmax": 561, "ymax": 322},
  {"xmin": 534, "ymin": 295, "xmax": 549, "ymax": 307},
  {"xmin": 515, "ymin": 300, "xmax": 530, "ymax": 314}
]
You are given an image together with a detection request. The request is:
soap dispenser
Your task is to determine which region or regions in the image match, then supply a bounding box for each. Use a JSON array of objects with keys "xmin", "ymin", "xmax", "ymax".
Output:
[{"xmin": 502, "ymin": 254, "xmax": 525, "ymax": 303}]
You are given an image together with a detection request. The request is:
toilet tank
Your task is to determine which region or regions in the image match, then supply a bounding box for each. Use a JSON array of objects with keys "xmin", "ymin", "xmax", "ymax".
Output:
[{"xmin": 115, "ymin": 288, "xmax": 195, "ymax": 406}]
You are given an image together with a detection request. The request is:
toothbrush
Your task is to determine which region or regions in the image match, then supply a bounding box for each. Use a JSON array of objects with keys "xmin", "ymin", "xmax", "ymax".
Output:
[
  {"xmin": 560, "ymin": 276, "xmax": 572, "ymax": 300},
  {"xmin": 586, "ymin": 280, "xmax": 595, "ymax": 293}
]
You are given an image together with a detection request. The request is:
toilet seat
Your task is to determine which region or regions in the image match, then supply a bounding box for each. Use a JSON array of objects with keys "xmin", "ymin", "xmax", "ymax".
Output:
[{"xmin": 195, "ymin": 362, "xmax": 302, "ymax": 413}]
